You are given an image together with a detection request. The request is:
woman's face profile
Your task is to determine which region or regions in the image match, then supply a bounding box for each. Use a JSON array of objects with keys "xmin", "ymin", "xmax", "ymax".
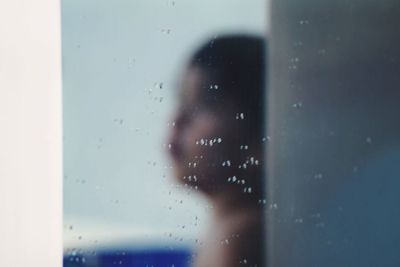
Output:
[
  {"xmin": 167, "ymin": 36, "xmax": 266, "ymax": 267},
  {"xmin": 168, "ymin": 66, "xmax": 240, "ymax": 193}
]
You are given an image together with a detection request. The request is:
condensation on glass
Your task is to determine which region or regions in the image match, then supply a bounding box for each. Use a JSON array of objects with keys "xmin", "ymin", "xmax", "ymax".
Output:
[{"xmin": 62, "ymin": 1, "xmax": 267, "ymax": 267}]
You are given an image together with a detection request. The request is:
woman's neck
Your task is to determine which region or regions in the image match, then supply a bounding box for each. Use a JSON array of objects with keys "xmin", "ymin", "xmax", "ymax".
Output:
[{"xmin": 207, "ymin": 189, "xmax": 263, "ymax": 221}]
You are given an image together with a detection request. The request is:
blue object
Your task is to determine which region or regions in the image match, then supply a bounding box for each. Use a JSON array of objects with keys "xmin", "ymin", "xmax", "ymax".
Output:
[{"xmin": 64, "ymin": 247, "xmax": 192, "ymax": 267}]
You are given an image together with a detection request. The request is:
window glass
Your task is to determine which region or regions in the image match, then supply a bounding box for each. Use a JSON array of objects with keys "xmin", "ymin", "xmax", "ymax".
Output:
[
  {"xmin": 267, "ymin": 1, "xmax": 400, "ymax": 266},
  {"xmin": 62, "ymin": 1, "xmax": 267, "ymax": 266}
]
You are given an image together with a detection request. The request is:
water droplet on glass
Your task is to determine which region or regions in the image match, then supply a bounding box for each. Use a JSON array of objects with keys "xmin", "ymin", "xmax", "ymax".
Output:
[
  {"xmin": 295, "ymin": 218, "xmax": 304, "ymax": 223},
  {"xmin": 161, "ymin": 29, "xmax": 171, "ymax": 34},
  {"xmin": 353, "ymin": 166, "xmax": 359, "ymax": 173},
  {"xmin": 292, "ymin": 102, "xmax": 303, "ymax": 108},
  {"xmin": 270, "ymin": 203, "xmax": 278, "ymax": 210},
  {"xmin": 236, "ymin": 113, "xmax": 245, "ymax": 120},
  {"xmin": 314, "ymin": 173, "xmax": 323, "ymax": 179}
]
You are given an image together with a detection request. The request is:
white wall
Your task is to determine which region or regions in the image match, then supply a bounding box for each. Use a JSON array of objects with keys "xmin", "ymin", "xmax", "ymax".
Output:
[{"xmin": 0, "ymin": 0, "xmax": 62, "ymax": 266}]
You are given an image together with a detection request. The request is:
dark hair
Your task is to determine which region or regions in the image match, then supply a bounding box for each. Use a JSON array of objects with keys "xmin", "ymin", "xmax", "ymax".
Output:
[{"xmin": 189, "ymin": 34, "xmax": 267, "ymax": 140}]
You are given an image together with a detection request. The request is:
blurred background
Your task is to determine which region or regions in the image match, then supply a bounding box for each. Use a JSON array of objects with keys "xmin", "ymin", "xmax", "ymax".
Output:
[{"xmin": 62, "ymin": 0, "xmax": 266, "ymax": 265}]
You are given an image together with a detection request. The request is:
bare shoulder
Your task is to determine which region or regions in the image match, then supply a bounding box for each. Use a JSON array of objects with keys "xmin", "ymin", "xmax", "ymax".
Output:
[
  {"xmin": 224, "ymin": 211, "xmax": 265, "ymax": 267},
  {"xmin": 193, "ymin": 210, "xmax": 265, "ymax": 267}
]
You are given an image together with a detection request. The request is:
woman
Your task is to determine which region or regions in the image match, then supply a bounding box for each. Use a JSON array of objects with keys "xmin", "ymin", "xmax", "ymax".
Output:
[{"xmin": 168, "ymin": 35, "xmax": 266, "ymax": 267}]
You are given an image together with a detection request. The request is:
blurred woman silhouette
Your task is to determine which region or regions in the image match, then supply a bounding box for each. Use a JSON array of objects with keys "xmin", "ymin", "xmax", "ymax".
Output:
[{"xmin": 168, "ymin": 35, "xmax": 266, "ymax": 267}]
